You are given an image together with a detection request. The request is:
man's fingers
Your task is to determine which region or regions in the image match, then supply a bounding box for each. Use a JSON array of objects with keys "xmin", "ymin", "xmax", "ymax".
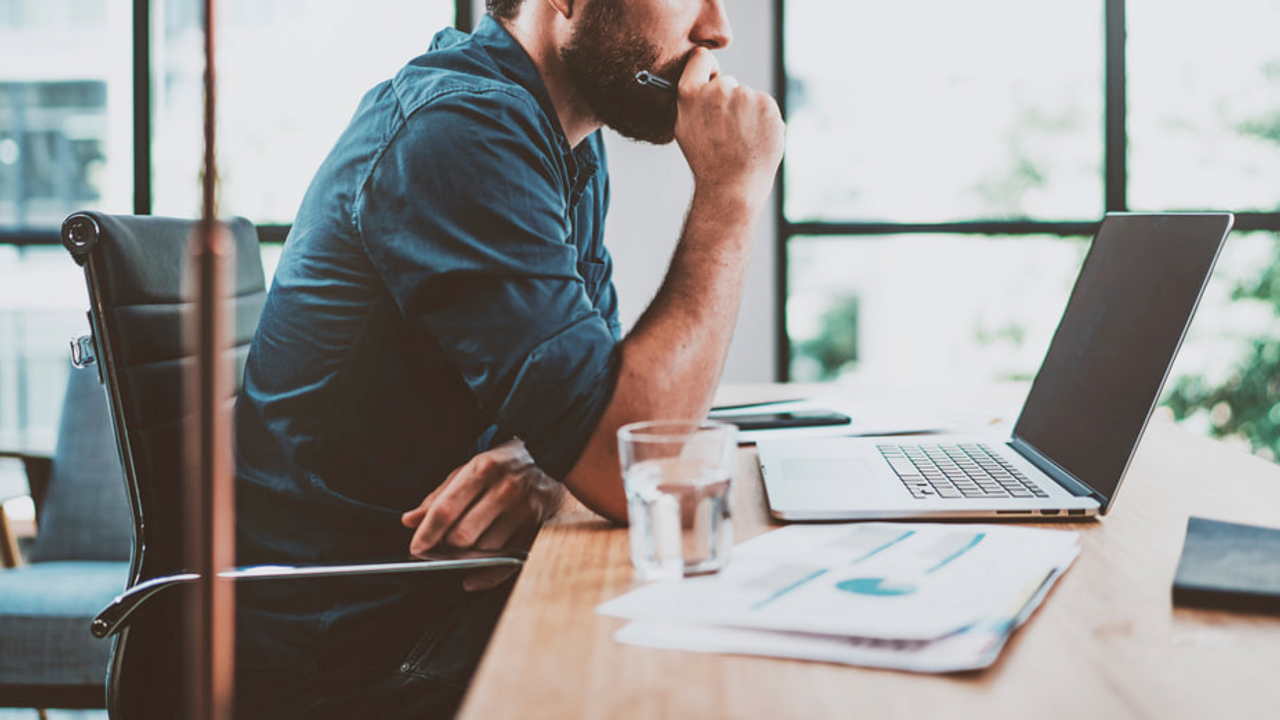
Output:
[
  {"xmin": 409, "ymin": 465, "xmax": 490, "ymax": 555},
  {"xmin": 401, "ymin": 492, "xmax": 431, "ymax": 528},
  {"xmin": 471, "ymin": 506, "xmax": 532, "ymax": 552},
  {"xmin": 444, "ymin": 476, "xmax": 517, "ymax": 548},
  {"xmin": 401, "ymin": 503, "xmax": 427, "ymax": 528},
  {"xmin": 401, "ymin": 465, "xmax": 461, "ymax": 527},
  {"xmin": 409, "ymin": 510, "xmax": 452, "ymax": 557},
  {"xmin": 679, "ymin": 46, "xmax": 719, "ymax": 92},
  {"xmin": 405, "ymin": 438, "xmax": 544, "ymax": 556}
]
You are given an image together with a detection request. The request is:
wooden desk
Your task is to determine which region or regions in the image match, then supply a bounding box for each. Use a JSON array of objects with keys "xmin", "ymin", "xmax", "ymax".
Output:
[{"xmin": 457, "ymin": 386, "xmax": 1280, "ymax": 720}]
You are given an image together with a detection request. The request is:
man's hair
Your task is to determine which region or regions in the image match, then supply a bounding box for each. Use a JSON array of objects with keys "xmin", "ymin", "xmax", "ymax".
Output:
[{"xmin": 486, "ymin": 0, "xmax": 525, "ymax": 20}]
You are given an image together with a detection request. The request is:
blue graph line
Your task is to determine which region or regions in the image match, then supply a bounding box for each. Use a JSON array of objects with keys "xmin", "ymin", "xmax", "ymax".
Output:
[
  {"xmin": 836, "ymin": 532, "xmax": 989, "ymax": 597},
  {"xmin": 750, "ymin": 568, "xmax": 830, "ymax": 610},
  {"xmin": 926, "ymin": 532, "xmax": 986, "ymax": 574},
  {"xmin": 850, "ymin": 530, "xmax": 916, "ymax": 564}
]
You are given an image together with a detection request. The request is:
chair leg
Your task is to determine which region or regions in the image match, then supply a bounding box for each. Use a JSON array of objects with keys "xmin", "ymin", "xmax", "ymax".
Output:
[
  {"xmin": 37, "ymin": 709, "xmax": 49, "ymax": 720},
  {"xmin": 0, "ymin": 505, "xmax": 21, "ymax": 568}
]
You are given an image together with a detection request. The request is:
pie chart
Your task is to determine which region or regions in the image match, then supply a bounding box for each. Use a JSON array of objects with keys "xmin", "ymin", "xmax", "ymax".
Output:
[{"xmin": 836, "ymin": 577, "xmax": 918, "ymax": 596}]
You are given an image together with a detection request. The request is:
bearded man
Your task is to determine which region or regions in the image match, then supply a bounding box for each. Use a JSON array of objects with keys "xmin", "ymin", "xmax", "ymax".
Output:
[{"xmin": 232, "ymin": 0, "xmax": 783, "ymax": 717}]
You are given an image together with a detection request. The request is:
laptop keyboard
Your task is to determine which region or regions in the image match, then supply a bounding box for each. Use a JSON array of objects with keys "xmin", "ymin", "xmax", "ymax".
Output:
[{"xmin": 877, "ymin": 443, "xmax": 1050, "ymax": 500}]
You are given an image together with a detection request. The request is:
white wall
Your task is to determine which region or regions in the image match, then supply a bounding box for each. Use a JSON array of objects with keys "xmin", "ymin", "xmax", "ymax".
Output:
[{"xmin": 602, "ymin": 0, "xmax": 778, "ymax": 382}]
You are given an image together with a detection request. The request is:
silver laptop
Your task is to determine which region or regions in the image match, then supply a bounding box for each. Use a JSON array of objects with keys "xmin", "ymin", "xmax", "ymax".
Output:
[{"xmin": 758, "ymin": 213, "xmax": 1233, "ymax": 521}]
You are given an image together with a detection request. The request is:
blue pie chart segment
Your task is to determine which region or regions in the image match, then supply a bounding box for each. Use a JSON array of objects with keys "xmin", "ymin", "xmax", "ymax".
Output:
[{"xmin": 836, "ymin": 577, "xmax": 917, "ymax": 596}]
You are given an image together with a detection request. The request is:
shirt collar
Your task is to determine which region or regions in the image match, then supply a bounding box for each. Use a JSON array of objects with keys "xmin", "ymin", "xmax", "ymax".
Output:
[
  {"xmin": 471, "ymin": 15, "xmax": 603, "ymax": 207},
  {"xmin": 471, "ymin": 17, "xmax": 569, "ymax": 149}
]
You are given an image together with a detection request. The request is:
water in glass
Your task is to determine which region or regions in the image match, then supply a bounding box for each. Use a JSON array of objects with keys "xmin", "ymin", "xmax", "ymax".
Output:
[{"xmin": 625, "ymin": 456, "xmax": 732, "ymax": 580}]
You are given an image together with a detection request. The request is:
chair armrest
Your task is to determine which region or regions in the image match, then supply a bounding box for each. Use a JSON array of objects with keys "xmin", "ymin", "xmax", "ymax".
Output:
[
  {"xmin": 90, "ymin": 548, "xmax": 528, "ymax": 638},
  {"xmin": 0, "ymin": 449, "xmax": 53, "ymax": 511},
  {"xmin": 0, "ymin": 450, "xmax": 52, "ymax": 567}
]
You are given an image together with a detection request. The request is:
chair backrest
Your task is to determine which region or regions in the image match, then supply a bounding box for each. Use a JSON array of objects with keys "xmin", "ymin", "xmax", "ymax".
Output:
[
  {"xmin": 61, "ymin": 212, "xmax": 266, "ymax": 719},
  {"xmin": 26, "ymin": 363, "xmax": 131, "ymax": 564}
]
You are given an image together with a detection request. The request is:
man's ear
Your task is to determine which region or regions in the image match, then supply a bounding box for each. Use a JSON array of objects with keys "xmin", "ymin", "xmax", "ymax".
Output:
[{"xmin": 546, "ymin": 0, "xmax": 574, "ymax": 20}]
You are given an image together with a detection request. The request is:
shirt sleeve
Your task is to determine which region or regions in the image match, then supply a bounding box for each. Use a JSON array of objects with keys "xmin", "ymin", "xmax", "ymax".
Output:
[{"xmin": 355, "ymin": 87, "xmax": 619, "ymax": 479}]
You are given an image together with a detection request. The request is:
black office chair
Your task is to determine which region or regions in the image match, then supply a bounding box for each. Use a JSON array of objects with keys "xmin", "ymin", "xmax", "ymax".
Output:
[{"xmin": 60, "ymin": 212, "xmax": 524, "ymax": 718}]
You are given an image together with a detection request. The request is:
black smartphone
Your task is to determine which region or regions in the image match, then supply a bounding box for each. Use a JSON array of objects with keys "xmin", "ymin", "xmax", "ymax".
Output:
[{"xmin": 708, "ymin": 409, "xmax": 852, "ymax": 431}]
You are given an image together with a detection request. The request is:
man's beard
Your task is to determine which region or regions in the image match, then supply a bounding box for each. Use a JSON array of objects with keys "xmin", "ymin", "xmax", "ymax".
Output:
[{"xmin": 559, "ymin": 1, "xmax": 682, "ymax": 144}]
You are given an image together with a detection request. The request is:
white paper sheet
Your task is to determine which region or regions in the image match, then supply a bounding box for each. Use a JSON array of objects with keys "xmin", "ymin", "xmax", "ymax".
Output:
[
  {"xmin": 611, "ymin": 555, "xmax": 1075, "ymax": 673},
  {"xmin": 599, "ymin": 523, "xmax": 1080, "ymax": 641}
]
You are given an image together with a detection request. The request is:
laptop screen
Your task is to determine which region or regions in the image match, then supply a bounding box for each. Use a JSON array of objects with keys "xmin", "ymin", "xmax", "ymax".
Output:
[{"xmin": 1012, "ymin": 213, "xmax": 1231, "ymax": 511}]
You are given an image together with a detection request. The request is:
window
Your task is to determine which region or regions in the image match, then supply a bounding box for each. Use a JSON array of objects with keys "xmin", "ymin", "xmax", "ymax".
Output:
[
  {"xmin": 0, "ymin": 245, "xmax": 88, "ymax": 450},
  {"xmin": 0, "ymin": 0, "xmax": 131, "ymax": 451},
  {"xmin": 0, "ymin": 0, "xmax": 463, "ymax": 451},
  {"xmin": 0, "ymin": 1, "xmax": 132, "ymax": 230},
  {"xmin": 780, "ymin": 0, "xmax": 1280, "ymax": 458},
  {"xmin": 787, "ymin": 233, "xmax": 1089, "ymax": 384},
  {"xmin": 1127, "ymin": 0, "xmax": 1280, "ymax": 213},
  {"xmin": 785, "ymin": 2, "xmax": 1103, "ymax": 225},
  {"xmin": 152, "ymin": 0, "xmax": 456, "ymax": 222}
]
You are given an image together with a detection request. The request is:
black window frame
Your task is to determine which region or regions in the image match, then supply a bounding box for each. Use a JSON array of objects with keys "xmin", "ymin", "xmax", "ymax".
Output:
[{"xmin": 772, "ymin": 0, "xmax": 1280, "ymax": 381}]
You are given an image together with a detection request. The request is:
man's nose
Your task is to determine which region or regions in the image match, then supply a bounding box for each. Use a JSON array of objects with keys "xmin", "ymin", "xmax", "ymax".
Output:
[{"xmin": 692, "ymin": 0, "xmax": 733, "ymax": 50}]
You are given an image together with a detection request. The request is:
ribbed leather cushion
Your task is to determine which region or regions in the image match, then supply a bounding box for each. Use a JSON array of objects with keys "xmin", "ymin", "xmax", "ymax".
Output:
[
  {"xmin": 0, "ymin": 561, "xmax": 127, "ymax": 685},
  {"xmin": 75, "ymin": 213, "xmax": 266, "ymax": 577},
  {"xmin": 27, "ymin": 366, "xmax": 132, "ymax": 563}
]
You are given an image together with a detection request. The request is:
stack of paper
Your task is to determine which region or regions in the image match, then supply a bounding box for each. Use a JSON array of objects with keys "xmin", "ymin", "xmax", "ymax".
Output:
[{"xmin": 598, "ymin": 523, "xmax": 1080, "ymax": 673}]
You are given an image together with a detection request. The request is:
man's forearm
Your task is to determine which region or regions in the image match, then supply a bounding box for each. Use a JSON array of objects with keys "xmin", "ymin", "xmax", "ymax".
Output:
[
  {"xmin": 561, "ymin": 187, "xmax": 761, "ymax": 522},
  {"xmin": 621, "ymin": 187, "xmax": 757, "ymax": 417},
  {"xmin": 561, "ymin": 48, "xmax": 785, "ymax": 522}
]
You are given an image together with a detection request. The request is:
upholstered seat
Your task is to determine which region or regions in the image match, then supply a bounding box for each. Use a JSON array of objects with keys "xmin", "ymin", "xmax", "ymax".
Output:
[
  {"xmin": 0, "ymin": 364, "xmax": 131, "ymax": 710},
  {"xmin": 0, "ymin": 562, "xmax": 127, "ymax": 688}
]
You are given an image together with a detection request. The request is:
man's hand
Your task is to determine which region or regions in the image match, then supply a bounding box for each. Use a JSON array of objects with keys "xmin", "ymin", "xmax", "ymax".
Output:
[
  {"xmin": 401, "ymin": 439, "xmax": 566, "ymax": 591},
  {"xmin": 674, "ymin": 47, "xmax": 785, "ymax": 213}
]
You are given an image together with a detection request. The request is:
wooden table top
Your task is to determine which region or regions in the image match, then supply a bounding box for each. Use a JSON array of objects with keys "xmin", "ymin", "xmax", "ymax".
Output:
[{"xmin": 457, "ymin": 385, "xmax": 1280, "ymax": 720}]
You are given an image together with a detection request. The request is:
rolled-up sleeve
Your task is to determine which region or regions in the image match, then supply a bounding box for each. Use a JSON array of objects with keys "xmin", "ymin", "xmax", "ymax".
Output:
[{"xmin": 355, "ymin": 88, "xmax": 619, "ymax": 479}]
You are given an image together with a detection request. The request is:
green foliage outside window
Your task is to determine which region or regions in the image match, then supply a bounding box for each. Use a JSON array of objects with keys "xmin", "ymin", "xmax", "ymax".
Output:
[
  {"xmin": 1165, "ymin": 237, "xmax": 1280, "ymax": 460},
  {"xmin": 1163, "ymin": 101, "xmax": 1280, "ymax": 460},
  {"xmin": 793, "ymin": 296, "xmax": 860, "ymax": 381}
]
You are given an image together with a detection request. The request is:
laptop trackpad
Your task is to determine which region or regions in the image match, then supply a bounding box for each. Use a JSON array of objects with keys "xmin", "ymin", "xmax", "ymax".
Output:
[{"xmin": 782, "ymin": 458, "xmax": 875, "ymax": 482}]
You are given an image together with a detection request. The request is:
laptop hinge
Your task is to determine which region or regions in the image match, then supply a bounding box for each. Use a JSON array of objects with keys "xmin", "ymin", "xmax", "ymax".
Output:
[{"xmin": 1008, "ymin": 437, "xmax": 1103, "ymax": 501}]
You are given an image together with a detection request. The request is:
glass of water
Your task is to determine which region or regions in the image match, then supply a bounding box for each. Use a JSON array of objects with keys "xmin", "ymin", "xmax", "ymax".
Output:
[{"xmin": 618, "ymin": 419, "xmax": 738, "ymax": 581}]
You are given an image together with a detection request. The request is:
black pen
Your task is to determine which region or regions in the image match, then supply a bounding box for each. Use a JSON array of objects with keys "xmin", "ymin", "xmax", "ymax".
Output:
[{"xmin": 635, "ymin": 70, "xmax": 676, "ymax": 94}]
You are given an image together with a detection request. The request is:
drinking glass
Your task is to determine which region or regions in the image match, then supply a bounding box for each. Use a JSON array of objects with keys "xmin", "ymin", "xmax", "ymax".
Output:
[{"xmin": 618, "ymin": 420, "xmax": 738, "ymax": 580}]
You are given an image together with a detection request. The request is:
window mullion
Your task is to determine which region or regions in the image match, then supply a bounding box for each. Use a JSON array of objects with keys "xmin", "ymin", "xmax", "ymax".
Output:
[
  {"xmin": 133, "ymin": 0, "xmax": 152, "ymax": 216},
  {"xmin": 1105, "ymin": 0, "xmax": 1127, "ymax": 212}
]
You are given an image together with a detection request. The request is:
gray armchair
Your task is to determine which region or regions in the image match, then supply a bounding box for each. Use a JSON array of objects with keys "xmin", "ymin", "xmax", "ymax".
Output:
[{"xmin": 0, "ymin": 363, "xmax": 131, "ymax": 711}]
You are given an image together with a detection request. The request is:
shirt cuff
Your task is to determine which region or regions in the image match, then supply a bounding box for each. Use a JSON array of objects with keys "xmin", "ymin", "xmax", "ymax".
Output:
[{"xmin": 493, "ymin": 316, "xmax": 620, "ymax": 481}]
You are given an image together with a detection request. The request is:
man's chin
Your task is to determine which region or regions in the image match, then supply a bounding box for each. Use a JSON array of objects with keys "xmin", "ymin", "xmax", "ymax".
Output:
[
  {"xmin": 600, "ymin": 111, "xmax": 676, "ymax": 145},
  {"xmin": 608, "ymin": 125, "xmax": 676, "ymax": 145}
]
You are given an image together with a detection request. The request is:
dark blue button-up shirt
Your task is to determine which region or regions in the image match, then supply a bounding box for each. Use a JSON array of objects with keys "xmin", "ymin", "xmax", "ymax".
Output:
[{"xmin": 233, "ymin": 16, "xmax": 621, "ymax": 693}]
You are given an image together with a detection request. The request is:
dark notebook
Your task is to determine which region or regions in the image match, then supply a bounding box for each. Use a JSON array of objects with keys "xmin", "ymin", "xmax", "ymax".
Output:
[{"xmin": 1172, "ymin": 516, "xmax": 1280, "ymax": 615}]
